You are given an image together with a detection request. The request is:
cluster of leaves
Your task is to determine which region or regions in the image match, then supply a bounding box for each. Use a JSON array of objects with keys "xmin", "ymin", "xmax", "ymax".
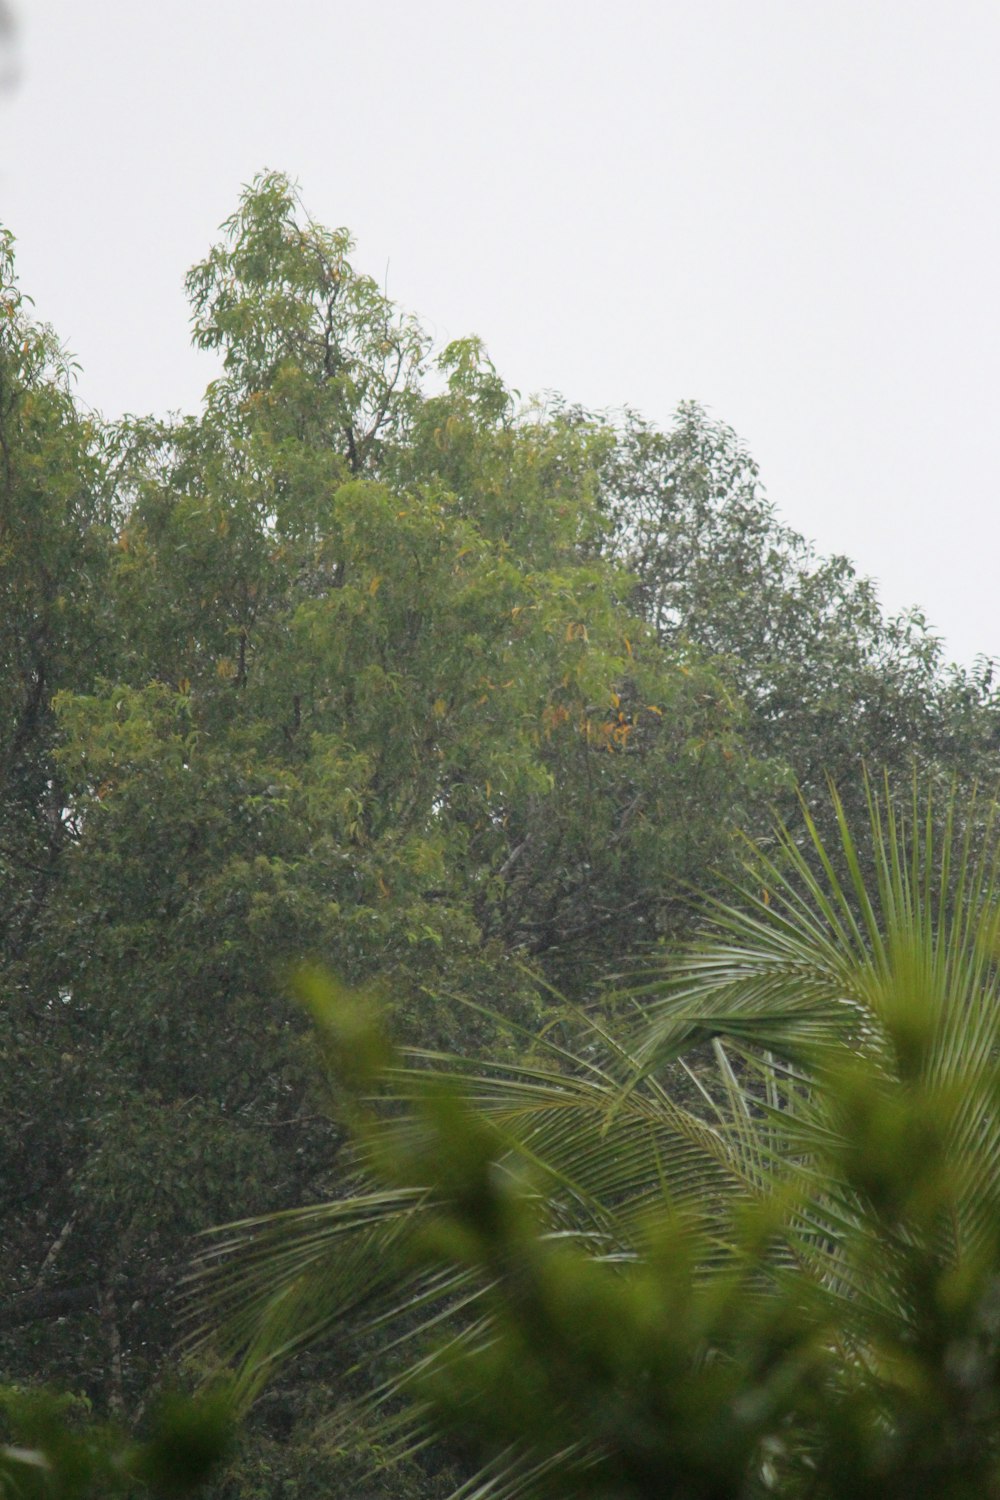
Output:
[
  {"xmin": 599, "ymin": 404, "xmax": 1000, "ymax": 837},
  {"xmin": 0, "ymin": 1385, "xmax": 233, "ymax": 1500}
]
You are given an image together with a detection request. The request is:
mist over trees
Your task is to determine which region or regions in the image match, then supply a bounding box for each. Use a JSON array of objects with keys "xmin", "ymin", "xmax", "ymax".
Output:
[{"xmin": 3, "ymin": 175, "xmax": 1000, "ymax": 1499}]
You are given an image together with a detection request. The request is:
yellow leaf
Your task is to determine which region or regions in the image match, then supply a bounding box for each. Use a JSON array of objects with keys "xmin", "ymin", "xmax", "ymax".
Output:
[
  {"xmin": 368, "ymin": 575, "xmax": 382, "ymax": 595},
  {"xmin": 610, "ymin": 691, "xmax": 620, "ymax": 709},
  {"xmin": 624, "ymin": 635, "xmax": 633, "ymax": 656},
  {"xmin": 432, "ymin": 697, "xmax": 447, "ymax": 718}
]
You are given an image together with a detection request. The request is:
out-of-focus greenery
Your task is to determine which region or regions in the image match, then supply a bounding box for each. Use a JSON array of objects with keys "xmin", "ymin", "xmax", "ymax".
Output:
[
  {"xmin": 391, "ymin": 1043, "xmax": 1000, "ymax": 1499},
  {"xmin": 0, "ymin": 1385, "xmax": 234, "ymax": 1500},
  {"xmin": 194, "ymin": 785, "xmax": 1000, "ymax": 1497}
]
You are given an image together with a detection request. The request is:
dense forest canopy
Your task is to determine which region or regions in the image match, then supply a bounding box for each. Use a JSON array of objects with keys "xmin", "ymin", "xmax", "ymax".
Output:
[{"xmin": 3, "ymin": 173, "xmax": 1000, "ymax": 1498}]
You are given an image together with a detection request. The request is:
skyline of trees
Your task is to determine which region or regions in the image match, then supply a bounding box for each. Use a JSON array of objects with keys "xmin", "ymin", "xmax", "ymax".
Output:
[{"xmin": 3, "ymin": 173, "xmax": 1000, "ymax": 1498}]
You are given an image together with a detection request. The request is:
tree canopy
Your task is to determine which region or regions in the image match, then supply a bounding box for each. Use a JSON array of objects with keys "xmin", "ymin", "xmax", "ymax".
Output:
[{"xmin": 2, "ymin": 173, "xmax": 999, "ymax": 1499}]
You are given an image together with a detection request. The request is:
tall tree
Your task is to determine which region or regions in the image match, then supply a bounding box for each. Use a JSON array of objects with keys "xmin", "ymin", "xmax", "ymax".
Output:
[
  {"xmin": 0, "ymin": 182, "xmax": 763, "ymax": 1497},
  {"xmin": 0, "ymin": 228, "xmax": 111, "ymax": 973},
  {"xmin": 184, "ymin": 170, "xmax": 427, "ymax": 477},
  {"xmin": 0, "ymin": 228, "xmax": 121, "ymax": 1398},
  {"xmin": 599, "ymin": 401, "xmax": 1000, "ymax": 826}
]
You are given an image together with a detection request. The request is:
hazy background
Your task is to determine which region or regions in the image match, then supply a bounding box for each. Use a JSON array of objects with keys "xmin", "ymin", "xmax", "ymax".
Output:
[{"xmin": 3, "ymin": 0, "xmax": 998, "ymax": 665}]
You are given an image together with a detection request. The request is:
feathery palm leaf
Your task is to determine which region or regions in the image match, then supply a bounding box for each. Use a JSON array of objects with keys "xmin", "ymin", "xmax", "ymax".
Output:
[
  {"xmin": 635, "ymin": 780, "xmax": 1000, "ymax": 1307},
  {"xmin": 187, "ymin": 1009, "xmax": 763, "ymax": 1422}
]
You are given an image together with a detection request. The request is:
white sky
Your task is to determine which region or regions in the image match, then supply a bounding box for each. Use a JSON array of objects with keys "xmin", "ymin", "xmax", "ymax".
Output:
[{"xmin": 3, "ymin": 0, "xmax": 999, "ymax": 667}]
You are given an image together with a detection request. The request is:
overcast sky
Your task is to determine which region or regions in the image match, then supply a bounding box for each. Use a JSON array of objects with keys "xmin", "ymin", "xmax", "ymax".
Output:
[{"xmin": 3, "ymin": 1, "xmax": 999, "ymax": 666}]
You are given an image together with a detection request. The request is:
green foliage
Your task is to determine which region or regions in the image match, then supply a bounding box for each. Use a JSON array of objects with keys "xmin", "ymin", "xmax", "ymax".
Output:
[
  {"xmin": 0, "ymin": 180, "xmax": 766, "ymax": 1500},
  {"xmin": 385, "ymin": 1043, "xmax": 1000, "ymax": 1499},
  {"xmin": 600, "ymin": 403, "xmax": 1000, "ymax": 829},
  {"xmin": 4, "ymin": 170, "xmax": 1000, "ymax": 1500},
  {"xmin": 0, "ymin": 226, "xmax": 111, "ymax": 972},
  {"xmin": 192, "ymin": 786, "xmax": 1000, "ymax": 1497},
  {"xmin": 0, "ymin": 1385, "xmax": 233, "ymax": 1500},
  {"xmin": 185, "ymin": 170, "xmax": 427, "ymax": 473}
]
